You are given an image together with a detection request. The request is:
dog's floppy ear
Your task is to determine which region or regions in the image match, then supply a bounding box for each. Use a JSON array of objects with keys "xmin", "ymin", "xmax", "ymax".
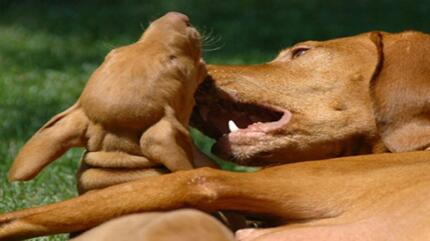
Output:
[
  {"xmin": 8, "ymin": 103, "xmax": 89, "ymax": 181},
  {"xmin": 369, "ymin": 31, "xmax": 430, "ymax": 152}
]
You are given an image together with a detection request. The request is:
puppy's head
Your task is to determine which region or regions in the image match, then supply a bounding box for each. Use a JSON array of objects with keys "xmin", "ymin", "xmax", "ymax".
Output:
[{"xmin": 80, "ymin": 12, "xmax": 206, "ymax": 129}]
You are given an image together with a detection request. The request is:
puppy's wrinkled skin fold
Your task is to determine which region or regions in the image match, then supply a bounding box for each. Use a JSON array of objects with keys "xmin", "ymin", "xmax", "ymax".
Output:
[
  {"xmin": 2, "ymin": 28, "xmax": 430, "ymax": 241},
  {"xmin": 7, "ymin": 12, "xmax": 207, "ymax": 190}
]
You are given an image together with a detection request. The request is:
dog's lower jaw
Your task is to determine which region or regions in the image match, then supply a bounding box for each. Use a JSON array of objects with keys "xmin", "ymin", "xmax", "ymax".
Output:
[{"xmin": 212, "ymin": 132, "xmax": 376, "ymax": 166}]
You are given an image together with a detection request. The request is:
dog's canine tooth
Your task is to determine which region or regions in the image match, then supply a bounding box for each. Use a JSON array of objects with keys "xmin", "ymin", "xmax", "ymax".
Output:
[{"xmin": 228, "ymin": 120, "xmax": 240, "ymax": 132}]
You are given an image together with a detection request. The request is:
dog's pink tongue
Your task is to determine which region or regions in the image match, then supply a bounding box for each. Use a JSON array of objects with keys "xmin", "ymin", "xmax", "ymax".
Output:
[
  {"xmin": 229, "ymin": 110, "xmax": 292, "ymax": 134},
  {"xmin": 247, "ymin": 110, "xmax": 292, "ymax": 133}
]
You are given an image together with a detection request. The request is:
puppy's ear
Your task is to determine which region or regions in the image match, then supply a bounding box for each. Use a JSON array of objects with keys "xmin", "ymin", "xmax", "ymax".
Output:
[
  {"xmin": 8, "ymin": 103, "xmax": 89, "ymax": 181},
  {"xmin": 369, "ymin": 31, "xmax": 430, "ymax": 152}
]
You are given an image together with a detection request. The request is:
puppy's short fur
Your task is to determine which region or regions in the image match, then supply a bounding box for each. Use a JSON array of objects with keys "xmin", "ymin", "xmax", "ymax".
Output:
[{"xmin": 8, "ymin": 12, "xmax": 207, "ymax": 191}]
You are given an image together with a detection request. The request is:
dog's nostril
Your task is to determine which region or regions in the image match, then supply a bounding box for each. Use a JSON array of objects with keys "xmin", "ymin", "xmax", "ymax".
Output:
[{"xmin": 164, "ymin": 12, "xmax": 190, "ymax": 25}]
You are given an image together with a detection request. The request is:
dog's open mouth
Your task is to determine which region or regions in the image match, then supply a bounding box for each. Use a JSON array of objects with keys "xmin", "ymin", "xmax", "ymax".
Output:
[{"xmin": 191, "ymin": 78, "xmax": 292, "ymax": 145}]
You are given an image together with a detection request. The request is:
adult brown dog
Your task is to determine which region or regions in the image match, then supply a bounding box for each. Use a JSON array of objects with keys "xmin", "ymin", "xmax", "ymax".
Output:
[{"xmin": 1, "ymin": 30, "xmax": 430, "ymax": 241}]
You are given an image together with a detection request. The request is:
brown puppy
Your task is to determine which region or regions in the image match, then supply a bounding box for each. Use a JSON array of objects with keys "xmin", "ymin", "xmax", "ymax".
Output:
[
  {"xmin": 1, "ymin": 31, "xmax": 430, "ymax": 241},
  {"xmin": 7, "ymin": 12, "xmax": 207, "ymax": 190}
]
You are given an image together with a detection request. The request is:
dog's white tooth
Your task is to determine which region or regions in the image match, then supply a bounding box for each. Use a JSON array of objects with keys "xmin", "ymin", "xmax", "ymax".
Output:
[{"xmin": 228, "ymin": 120, "xmax": 240, "ymax": 132}]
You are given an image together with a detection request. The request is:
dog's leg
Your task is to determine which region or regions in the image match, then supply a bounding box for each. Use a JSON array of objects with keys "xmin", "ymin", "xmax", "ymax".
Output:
[
  {"xmin": 140, "ymin": 107, "xmax": 194, "ymax": 171},
  {"xmin": 76, "ymin": 151, "xmax": 169, "ymax": 193},
  {"xmin": 1, "ymin": 152, "xmax": 429, "ymax": 240},
  {"xmin": 76, "ymin": 146, "xmax": 218, "ymax": 193},
  {"xmin": 82, "ymin": 151, "xmax": 160, "ymax": 169},
  {"xmin": 76, "ymin": 163, "xmax": 168, "ymax": 193},
  {"xmin": 1, "ymin": 166, "xmax": 321, "ymax": 240},
  {"xmin": 0, "ymin": 168, "xmax": 232, "ymax": 240}
]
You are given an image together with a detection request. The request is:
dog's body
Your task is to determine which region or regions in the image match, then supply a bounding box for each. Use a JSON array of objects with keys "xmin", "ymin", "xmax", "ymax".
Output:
[{"xmin": 1, "ymin": 17, "xmax": 430, "ymax": 241}]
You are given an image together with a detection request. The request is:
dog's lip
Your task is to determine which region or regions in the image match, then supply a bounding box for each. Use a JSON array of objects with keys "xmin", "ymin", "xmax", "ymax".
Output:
[
  {"xmin": 207, "ymin": 104, "xmax": 292, "ymax": 162},
  {"xmin": 191, "ymin": 79, "xmax": 292, "ymax": 160},
  {"xmin": 228, "ymin": 105, "xmax": 291, "ymax": 134},
  {"xmin": 219, "ymin": 106, "xmax": 292, "ymax": 144},
  {"xmin": 192, "ymin": 97, "xmax": 291, "ymax": 140}
]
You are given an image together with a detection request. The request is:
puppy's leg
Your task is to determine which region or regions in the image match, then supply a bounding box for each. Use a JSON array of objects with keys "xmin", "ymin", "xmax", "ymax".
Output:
[
  {"xmin": 140, "ymin": 112, "xmax": 194, "ymax": 171},
  {"xmin": 76, "ymin": 162, "xmax": 168, "ymax": 193},
  {"xmin": 77, "ymin": 147, "xmax": 217, "ymax": 193},
  {"xmin": 77, "ymin": 151, "xmax": 168, "ymax": 193},
  {"xmin": 83, "ymin": 151, "xmax": 160, "ymax": 169}
]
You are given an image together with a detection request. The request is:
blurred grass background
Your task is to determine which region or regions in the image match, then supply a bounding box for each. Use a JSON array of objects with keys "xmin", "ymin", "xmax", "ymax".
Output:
[{"xmin": 1, "ymin": 0, "xmax": 429, "ymax": 240}]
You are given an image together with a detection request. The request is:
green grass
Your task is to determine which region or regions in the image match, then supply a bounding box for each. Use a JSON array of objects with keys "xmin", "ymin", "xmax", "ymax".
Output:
[{"xmin": 1, "ymin": 1, "xmax": 430, "ymax": 240}]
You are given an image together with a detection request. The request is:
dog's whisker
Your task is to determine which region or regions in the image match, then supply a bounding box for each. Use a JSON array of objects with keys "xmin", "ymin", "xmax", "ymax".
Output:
[
  {"xmin": 200, "ymin": 32, "xmax": 224, "ymax": 53},
  {"xmin": 204, "ymin": 35, "xmax": 223, "ymax": 47},
  {"xmin": 203, "ymin": 42, "xmax": 225, "ymax": 52},
  {"xmin": 203, "ymin": 38, "xmax": 223, "ymax": 47},
  {"xmin": 202, "ymin": 34, "xmax": 222, "ymax": 46},
  {"xmin": 198, "ymin": 26, "xmax": 214, "ymax": 39},
  {"xmin": 198, "ymin": 27, "xmax": 224, "ymax": 48}
]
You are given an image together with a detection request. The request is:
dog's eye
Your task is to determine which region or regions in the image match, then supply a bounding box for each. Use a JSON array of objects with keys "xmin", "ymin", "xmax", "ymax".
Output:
[
  {"xmin": 168, "ymin": 55, "xmax": 177, "ymax": 60},
  {"xmin": 291, "ymin": 47, "xmax": 309, "ymax": 59}
]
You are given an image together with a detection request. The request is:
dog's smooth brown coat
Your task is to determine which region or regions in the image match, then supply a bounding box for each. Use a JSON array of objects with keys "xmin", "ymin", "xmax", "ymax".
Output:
[{"xmin": 1, "ymin": 29, "xmax": 430, "ymax": 240}]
